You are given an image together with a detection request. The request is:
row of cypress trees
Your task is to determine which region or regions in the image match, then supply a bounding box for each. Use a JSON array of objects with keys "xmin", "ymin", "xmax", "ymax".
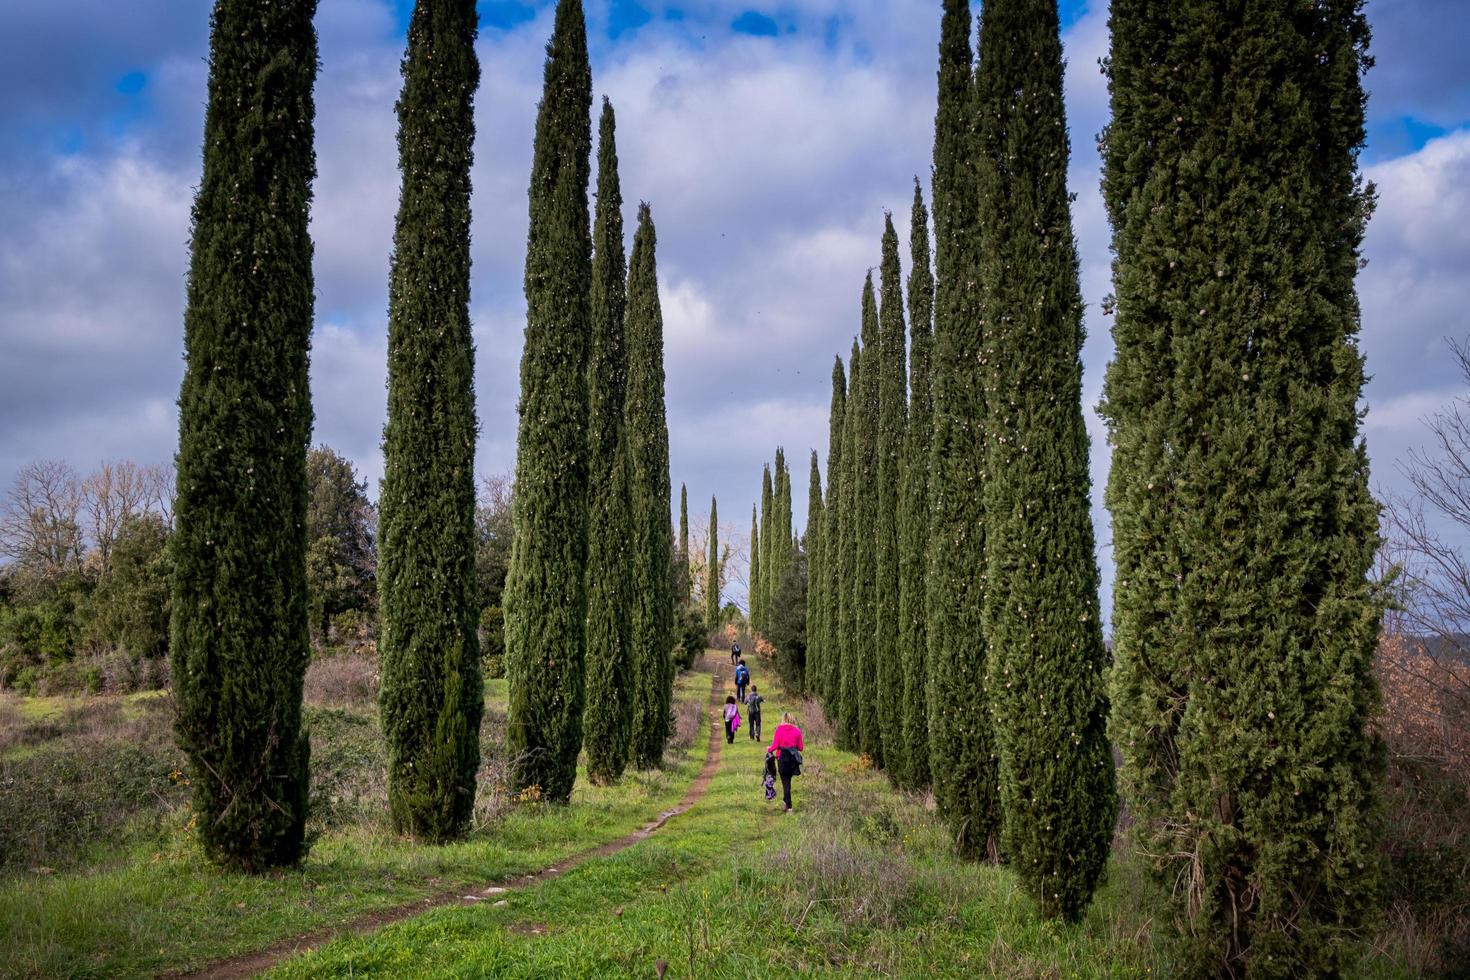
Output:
[
  {"xmin": 172, "ymin": 0, "xmax": 679, "ymax": 868},
  {"xmin": 804, "ymin": 0, "xmax": 1384, "ymax": 969},
  {"xmin": 748, "ymin": 452, "xmax": 794, "ymax": 634}
]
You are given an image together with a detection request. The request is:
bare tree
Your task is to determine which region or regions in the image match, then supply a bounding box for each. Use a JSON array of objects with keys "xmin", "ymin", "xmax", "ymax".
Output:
[
  {"xmin": 0, "ymin": 459, "xmax": 86, "ymax": 582},
  {"xmin": 1381, "ymin": 337, "xmax": 1470, "ymax": 775},
  {"xmin": 83, "ymin": 459, "xmax": 154, "ymax": 576}
]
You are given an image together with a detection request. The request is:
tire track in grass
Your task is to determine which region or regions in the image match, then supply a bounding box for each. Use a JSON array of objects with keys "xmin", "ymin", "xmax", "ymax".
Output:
[{"xmin": 173, "ymin": 657, "xmax": 729, "ymax": 980}]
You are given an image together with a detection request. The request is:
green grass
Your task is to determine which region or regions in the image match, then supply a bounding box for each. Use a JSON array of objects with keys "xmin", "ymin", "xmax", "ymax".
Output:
[{"xmin": 0, "ymin": 670, "xmax": 712, "ymax": 979}]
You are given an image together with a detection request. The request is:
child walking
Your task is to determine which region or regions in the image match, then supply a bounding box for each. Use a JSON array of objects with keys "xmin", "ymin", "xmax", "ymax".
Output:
[{"xmin": 722, "ymin": 695, "xmax": 741, "ymax": 744}]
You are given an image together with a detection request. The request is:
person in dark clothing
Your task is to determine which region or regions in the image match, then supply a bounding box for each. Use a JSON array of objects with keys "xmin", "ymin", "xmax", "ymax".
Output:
[
  {"xmin": 766, "ymin": 712, "xmax": 805, "ymax": 812},
  {"xmin": 745, "ymin": 685, "xmax": 764, "ymax": 741},
  {"xmin": 730, "ymin": 641, "xmax": 741, "ymax": 666},
  {"xmin": 734, "ymin": 659, "xmax": 750, "ymax": 701}
]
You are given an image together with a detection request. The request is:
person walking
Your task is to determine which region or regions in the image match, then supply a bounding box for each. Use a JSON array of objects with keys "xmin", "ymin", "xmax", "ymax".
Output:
[
  {"xmin": 722, "ymin": 695, "xmax": 741, "ymax": 745},
  {"xmin": 730, "ymin": 640, "xmax": 741, "ymax": 666},
  {"xmin": 734, "ymin": 658, "xmax": 750, "ymax": 702},
  {"xmin": 766, "ymin": 712, "xmax": 805, "ymax": 812},
  {"xmin": 745, "ymin": 685, "xmax": 764, "ymax": 741}
]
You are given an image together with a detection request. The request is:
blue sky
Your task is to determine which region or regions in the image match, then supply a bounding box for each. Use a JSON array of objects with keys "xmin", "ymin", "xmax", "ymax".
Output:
[{"xmin": 1, "ymin": 0, "xmax": 1468, "ymax": 611}]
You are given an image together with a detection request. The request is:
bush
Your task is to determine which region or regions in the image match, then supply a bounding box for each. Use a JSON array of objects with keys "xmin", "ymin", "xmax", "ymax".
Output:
[
  {"xmin": 766, "ymin": 551, "xmax": 807, "ymax": 693},
  {"xmin": 673, "ymin": 603, "xmax": 704, "ymax": 671},
  {"xmin": 480, "ymin": 605, "xmax": 505, "ymax": 678}
]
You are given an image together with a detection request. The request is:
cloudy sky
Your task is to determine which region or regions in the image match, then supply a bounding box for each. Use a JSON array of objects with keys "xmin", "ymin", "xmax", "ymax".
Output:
[{"xmin": 2, "ymin": 0, "xmax": 1468, "ymax": 610}]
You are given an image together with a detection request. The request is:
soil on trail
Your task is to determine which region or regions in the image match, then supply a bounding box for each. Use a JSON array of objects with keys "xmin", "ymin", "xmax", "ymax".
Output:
[{"xmin": 174, "ymin": 658, "xmax": 729, "ymax": 980}]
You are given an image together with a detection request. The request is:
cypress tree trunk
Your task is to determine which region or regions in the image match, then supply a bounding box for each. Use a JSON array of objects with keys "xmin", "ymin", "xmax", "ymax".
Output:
[
  {"xmin": 875, "ymin": 215, "xmax": 908, "ymax": 780},
  {"xmin": 379, "ymin": 0, "xmax": 483, "ymax": 840},
  {"xmin": 505, "ymin": 0, "xmax": 593, "ymax": 803},
  {"xmin": 583, "ymin": 97, "xmax": 633, "ymax": 787},
  {"xmin": 171, "ymin": 0, "xmax": 317, "ymax": 872},
  {"xmin": 748, "ymin": 504, "xmax": 759, "ymax": 629},
  {"xmin": 678, "ymin": 483, "xmax": 690, "ymax": 604},
  {"xmin": 757, "ymin": 465, "xmax": 773, "ymax": 633},
  {"xmin": 853, "ymin": 273, "xmax": 882, "ymax": 765},
  {"xmin": 976, "ymin": 0, "xmax": 1113, "ymax": 919},
  {"xmin": 835, "ymin": 340, "xmax": 862, "ymax": 751},
  {"xmin": 819, "ymin": 356, "xmax": 846, "ymax": 710},
  {"xmin": 898, "ymin": 180, "xmax": 935, "ymax": 791},
  {"xmin": 1101, "ymin": 0, "xmax": 1381, "ymax": 970},
  {"xmin": 927, "ymin": 0, "xmax": 998, "ymax": 859},
  {"xmin": 705, "ymin": 497, "xmax": 720, "ymax": 631},
  {"xmin": 627, "ymin": 203, "xmax": 676, "ymax": 769}
]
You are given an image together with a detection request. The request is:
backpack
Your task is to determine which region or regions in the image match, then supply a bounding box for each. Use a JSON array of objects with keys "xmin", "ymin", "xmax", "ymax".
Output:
[
  {"xmin": 747, "ymin": 694, "xmax": 762, "ymax": 717},
  {"xmin": 736, "ymin": 665, "xmax": 749, "ymax": 685}
]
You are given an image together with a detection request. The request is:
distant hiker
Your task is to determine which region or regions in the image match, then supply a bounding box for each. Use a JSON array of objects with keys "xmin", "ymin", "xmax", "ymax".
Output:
[
  {"xmin": 734, "ymin": 659, "xmax": 750, "ymax": 701},
  {"xmin": 766, "ymin": 712, "xmax": 805, "ymax": 812},
  {"xmin": 745, "ymin": 685, "xmax": 764, "ymax": 741},
  {"xmin": 722, "ymin": 695, "xmax": 741, "ymax": 744},
  {"xmin": 730, "ymin": 641, "xmax": 741, "ymax": 666}
]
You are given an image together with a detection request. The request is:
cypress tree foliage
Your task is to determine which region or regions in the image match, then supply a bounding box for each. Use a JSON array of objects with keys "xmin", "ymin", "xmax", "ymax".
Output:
[
  {"xmin": 1100, "ymin": 0, "xmax": 1381, "ymax": 971},
  {"xmin": 853, "ymin": 273, "xmax": 882, "ymax": 766},
  {"xmin": 975, "ymin": 0, "xmax": 1113, "ymax": 919},
  {"xmin": 835, "ymin": 339, "xmax": 863, "ymax": 751},
  {"xmin": 772, "ymin": 448, "xmax": 791, "ymax": 619},
  {"xmin": 898, "ymin": 179, "xmax": 935, "ymax": 791},
  {"xmin": 626, "ymin": 203, "xmax": 676, "ymax": 770},
  {"xmin": 705, "ymin": 497, "xmax": 720, "ymax": 631},
  {"xmin": 678, "ymin": 483, "xmax": 690, "ymax": 604},
  {"xmin": 818, "ymin": 356, "xmax": 846, "ymax": 708},
  {"xmin": 582, "ymin": 96, "xmax": 633, "ymax": 787},
  {"xmin": 748, "ymin": 504, "xmax": 759, "ymax": 627},
  {"xmin": 505, "ymin": 0, "xmax": 593, "ymax": 803},
  {"xmin": 757, "ymin": 465, "xmax": 773, "ymax": 632},
  {"xmin": 171, "ymin": 0, "xmax": 318, "ymax": 871},
  {"xmin": 875, "ymin": 215, "xmax": 908, "ymax": 781},
  {"xmin": 805, "ymin": 450, "xmax": 823, "ymax": 692},
  {"xmin": 927, "ymin": 0, "xmax": 998, "ymax": 859},
  {"xmin": 378, "ymin": 0, "xmax": 483, "ymax": 840}
]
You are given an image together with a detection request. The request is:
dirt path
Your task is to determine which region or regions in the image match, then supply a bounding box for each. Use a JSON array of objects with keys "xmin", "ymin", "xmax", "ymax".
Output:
[{"xmin": 172, "ymin": 658, "xmax": 729, "ymax": 980}]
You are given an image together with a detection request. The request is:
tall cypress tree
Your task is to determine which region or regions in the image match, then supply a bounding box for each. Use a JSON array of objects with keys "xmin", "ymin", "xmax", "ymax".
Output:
[
  {"xmin": 505, "ymin": 0, "xmax": 593, "ymax": 803},
  {"xmin": 898, "ymin": 179, "xmax": 935, "ymax": 791},
  {"xmin": 757, "ymin": 465, "xmax": 773, "ymax": 632},
  {"xmin": 378, "ymin": 0, "xmax": 483, "ymax": 840},
  {"xmin": 819, "ymin": 356, "xmax": 846, "ymax": 709},
  {"xmin": 853, "ymin": 273, "xmax": 882, "ymax": 765},
  {"xmin": 773, "ymin": 448, "xmax": 791, "ymax": 611},
  {"xmin": 875, "ymin": 215, "xmax": 908, "ymax": 780},
  {"xmin": 805, "ymin": 449, "xmax": 823, "ymax": 693},
  {"xmin": 582, "ymin": 97, "xmax": 633, "ymax": 787},
  {"xmin": 705, "ymin": 496, "xmax": 720, "ymax": 631},
  {"xmin": 171, "ymin": 0, "xmax": 317, "ymax": 871},
  {"xmin": 976, "ymin": 0, "xmax": 1113, "ymax": 919},
  {"xmin": 678, "ymin": 483, "xmax": 690, "ymax": 604},
  {"xmin": 835, "ymin": 339, "xmax": 862, "ymax": 751},
  {"xmin": 748, "ymin": 504, "xmax": 759, "ymax": 629},
  {"xmin": 627, "ymin": 203, "xmax": 676, "ymax": 769},
  {"xmin": 927, "ymin": 0, "xmax": 997, "ymax": 859},
  {"xmin": 1101, "ymin": 0, "xmax": 1381, "ymax": 970}
]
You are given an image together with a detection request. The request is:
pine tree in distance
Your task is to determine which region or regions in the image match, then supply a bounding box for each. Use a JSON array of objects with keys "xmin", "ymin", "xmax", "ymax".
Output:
[
  {"xmin": 582, "ymin": 96, "xmax": 634, "ymax": 787},
  {"xmin": 748, "ymin": 503, "xmax": 760, "ymax": 628},
  {"xmin": 378, "ymin": 0, "xmax": 483, "ymax": 840},
  {"xmin": 505, "ymin": 0, "xmax": 593, "ymax": 803},
  {"xmin": 170, "ymin": 0, "xmax": 318, "ymax": 871},
  {"xmin": 705, "ymin": 497, "xmax": 720, "ymax": 631}
]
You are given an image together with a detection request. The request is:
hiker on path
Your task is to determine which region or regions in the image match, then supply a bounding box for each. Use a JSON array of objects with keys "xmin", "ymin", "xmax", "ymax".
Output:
[
  {"xmin": 744, "ymin": 685, "xmax": 764, "ymax": 741},
  {"xmin": 722, "ymin": 695, "xmax": 741, "ymax": 744},
  {"xmin": 766, "ymin": 712, "xmax": 805, "ymax": 812},
  {"xmin": 730, "ymin": 640, "xmax": 741, "ymax": 666},
  {"xmin": 734, "ymin": 658, "xmax": 750, "ymax": 701}
]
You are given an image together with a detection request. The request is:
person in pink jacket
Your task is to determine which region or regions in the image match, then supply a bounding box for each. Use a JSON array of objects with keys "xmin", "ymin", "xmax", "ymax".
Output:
[
  {"xmin": 722, "ymin": 695, "xmax": 741, "ymax": 744},
  {"xmin": 765, "ymin": 712, "xmax": 805, "ymax": 812}
]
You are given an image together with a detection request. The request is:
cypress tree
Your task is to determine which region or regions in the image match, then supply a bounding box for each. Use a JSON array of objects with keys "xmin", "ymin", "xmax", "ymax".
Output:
[
  {"xmin": 835, "ymin": 339, "xmax": 862, "ymax": 751},
  {"xmin": 805, "ymin": 449, "xmax": 823, "ymax": 694},
  {"xmin": 757, "ymin": 465, "xmax": 773, "ymax": 632},
  {"xmin": 875, "ymin": 215, "xmax": 908, "ymax": 780},
  {"xmin": 927, "ymin": 0, "xmax": 998, "ymax": 859},
  {"xmin": 627, "ymin": 203, "xmax": 676, "ymax": 769},
  {"xmin": 705, "ymin": 496, "xmax": 720, "ymax": 631},
  {"xmin": 171, "ymin": 0, "xmax": 317, "ymax": 871},
  {"xmin": 1101, "ymin": 0, "xmax": 1381, "ymax": 970},
  {"xmin": 819, "ymin": 356, "xmax": 846, "ymax": 709},
  {"xmin": 378, "ymin": 0, "xmax": 483, "ymax": 840},
  {"xmin": 898, "ymin": 179, "xmax": 935, "ymax": 791},
  {"xmin": 678, "ymin": 483, "xmax": 690, "ymax": 604},
  {"xmin": 504, "ymin": 0, "xmax": 593, "ymax": 803},
  {"xmin": 582, "ymin": 97, "xmax": 633, "ymax": 786},
  {"xmin": 748, "ymin": 504, "xmax": 759, "ymax": 628},
  {"xmin": 773, "ymin": 448, "xmax": 791, "ymax": 612},
  {"xmin": 975, "ymin": 0, "xmax": 1113, "ymax": 919},
  {"xmin": 853, "ymin": 273, "xmax": 882, "ymax": 765}
]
